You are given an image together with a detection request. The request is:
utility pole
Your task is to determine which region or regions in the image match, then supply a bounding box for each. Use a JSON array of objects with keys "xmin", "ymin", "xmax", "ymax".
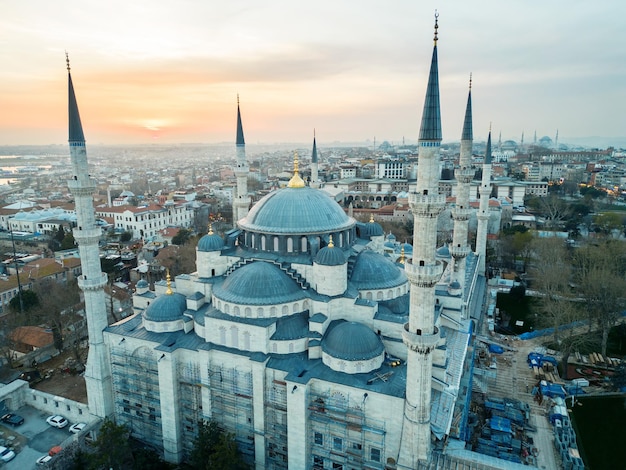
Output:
[{"xmin": 9, "ymin": 229, "xmax": 24, "ymax": 314}]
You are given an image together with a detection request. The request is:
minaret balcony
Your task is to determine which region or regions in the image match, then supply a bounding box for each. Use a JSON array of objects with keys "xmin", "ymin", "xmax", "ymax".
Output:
[
  {"xmin": 78, "ymin": 272, "xmax": 107, "ymax": 291},
  {"xmin": 404, "ymin": 259, "xmax": 443, "ymax": 287},
  {"xmin": 408, "ymin": 193, "xmax": 446, "ymax": 218},
  {"xmin": 73, "ymin": 227, "xmax": 102, "ymax": 245},
  {"xmin": 455, "ymin": 168, "xmax": 474, "ymax": 183},
  {"xmin": 402, "ymin": 324, "xmax": 440, "ymax": 354},
  {"xmin": 67, "ymin": 179, "xmax": 96, "ymax": 195},
  {"xmin": 478, "ymin": 185, "xmax": 491, "ymax": 196},
  {"xmin": 449, "ymin": 244, "xmax": 470, "ymax": 259},
  {"xmin": 451, "ymin": 207, "xmax": 472, "ymax": 221}
]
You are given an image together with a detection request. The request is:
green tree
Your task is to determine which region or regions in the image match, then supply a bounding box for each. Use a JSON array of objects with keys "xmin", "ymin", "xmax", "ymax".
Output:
[
  {"xmin": 120, "ymin": 231, "xmax": 133, "ymax": 242},
  {"xmin": 61, "ymin": 231, "xmax": 76, "ymax": 250},
  {"xmin": 55, "ymin": 224, "xmax": 66, "ymax": 244},
  {"xmin": 88, "ymin": 419, "xmax": 133, "ymax": 470},
  {"xmin": 8, "ymin": 289, "xmax": 39, "ymax": 314},
  {"xmin": 172, "ymin": 228, "xmax": 192, "ymax": 246},
  {"xmin": 189, "ymin": 420, "xmax": 248, "ymax": 470}
]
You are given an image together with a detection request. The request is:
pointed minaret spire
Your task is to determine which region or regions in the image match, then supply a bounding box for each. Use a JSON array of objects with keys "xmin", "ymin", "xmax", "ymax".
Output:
[
  {"xmin": 66, "ymin": 55, "xmax": 113, "ymax": 419},
  {"xmin": 418, "ymin": 11, "xmax": 442, "ymax": 143},
  {"xmin": 233, "ymin": 95, "xmax": 250, "ymax": 223},
  {"xmin": 399, "ymin": 12, "xmax": 446, "ymax": 467},
  {"xmin": 310, "ymin": 129, "xmax": 320, "ymax": 188},
  {"xmin": 450, "ymin": 73, "xmax": 474, "ymax": 291}
]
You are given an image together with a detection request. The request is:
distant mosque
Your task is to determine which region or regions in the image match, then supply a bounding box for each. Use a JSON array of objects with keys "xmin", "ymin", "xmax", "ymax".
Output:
[{"xmin": 68, "ymin": 14, "xmax": 492, "ymax": 470}]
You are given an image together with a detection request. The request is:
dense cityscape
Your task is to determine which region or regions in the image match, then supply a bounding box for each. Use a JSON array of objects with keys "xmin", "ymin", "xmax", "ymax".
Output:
[{"xmin": 1, "ymin": 4, "xmax": 625, "ymax": 470}]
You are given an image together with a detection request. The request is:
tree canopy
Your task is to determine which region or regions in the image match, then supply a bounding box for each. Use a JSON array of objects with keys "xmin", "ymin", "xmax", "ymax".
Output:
[{"xmin": 189, "ymin": 420, "xmax": 249, "ymax": 470}]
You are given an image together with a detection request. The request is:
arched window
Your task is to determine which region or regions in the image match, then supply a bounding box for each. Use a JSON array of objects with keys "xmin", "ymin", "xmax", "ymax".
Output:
[
  {"xmin": 233, "ymin": 306, "xmax": 240, "ymax": 316},
  {"xmin": 273, "ymin": 236, "xmax": 279, "ymax": 251},
  {"xmin": 293, "ymin": 303, "xmax": 299, "ymax": 313},
  {"xmin": 301, "ymin": 236, "xmax": 307, "ymax": 252},
  {"xmin": 282, "ymin": 305, "xmax": 288, "ymax": 315},
  {"xmin": 289, "ymin": 343, "xmax": 294, "ymax": 353},
  {"xmin": 224, "ymin": 304, "xmax": 230, "ymax": 314},
  {"xmin": 244, "ymin": 307, "xmax": 252, "ymax": 317},
  {"xmin": 377, "ymin": 291, "xmax": 383, "ymax": 300},
  {"xmin": 387, "ymin": 290, "xmax": 393, "ymax": 299},
  {"xmin": 230, "ymin": 326, "xmax": 239, "ymax": 348},
  {"xmin": 287, "ymin": 238, "xmax": 293, "ymax": 253},
  {"xmin": 219, "ymin": 327, "xmax": 226, "ymax": 345},
  {"xmin": 257, "ymin": 307, "xmax": 264, "ymax": 317},
  {"xmin": 366, "ymin": 292, "xmax": 373, "ymax": 300},
  {"xmin": 261, "ymin": 235, "xmax": 266, "ymax": 250},
  {"xmin": 270, "ymin": 306, "xmax": 277, "ymax": 316},
  {"xmin": 243, "ymin": 331, "xmax": 251, "ymax": 350}
]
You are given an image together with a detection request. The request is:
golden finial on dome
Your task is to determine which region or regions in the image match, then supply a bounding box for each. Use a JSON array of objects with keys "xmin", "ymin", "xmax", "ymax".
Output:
[
  {"xmin": 328, "ymin": 235, "xmax": 334, "ymax": 248},
  {"xmin": 434, "ymin": 10, "xmax": 439, "ymax": 46},
  {"xmin": 399, "ymin": 245, "xmax": 406, "ymax": 265},
  {"xmin": 166, "ymin": 269, "xmax": 173, "ymax": 295},
  {"xmin": 287, "ymin": 151, "xmax": 305, "ymax": 188},
  {"xmin": 208, "ymin": 223, "xmax": 214, "ymax": 235},
  {"xmin": 369, "ymin": 213, "xmax": 375, "ymax": 223}
]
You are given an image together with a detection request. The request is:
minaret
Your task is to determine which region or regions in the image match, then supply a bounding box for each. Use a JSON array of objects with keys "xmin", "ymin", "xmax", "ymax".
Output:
[
  {"xmin": 449, "ymin": 75, "xmax": 474, "ymax": 292},
  {"xmin": 476, "ymin": 128, "xmax": 493, "ymax": 276},
  {"xmin": 399, "ymin": 13, "xmax": 445, "ymax": 466},
  {"xmin": 233, "ymin": 95, "xmax": 249, "ymax": 223},
  {"xmin": 310, "ymin": 130, "xmax": 320, "ymax": 188},
  {"xmin": 65, "ymin": 55, "xmax": 113, "ymax": 418}
]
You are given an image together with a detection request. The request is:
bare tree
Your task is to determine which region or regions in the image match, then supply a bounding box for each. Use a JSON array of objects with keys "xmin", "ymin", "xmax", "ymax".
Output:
[{"xmin": 572, "ymin": 241, "xmax": 626, "ymax": 356}]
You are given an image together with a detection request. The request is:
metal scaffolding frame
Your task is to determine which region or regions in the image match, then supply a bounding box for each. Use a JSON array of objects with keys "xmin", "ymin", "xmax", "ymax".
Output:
[
  {"xmin": 111, "ymin": 347, "xmax": 163, "ymax": 448},
  {"xmin": 308, "ymin": 390, "xmax": 386, "ymax": 470},
  {"xmin": 179, "ymin": 361, "xmax": 202, "ymax": 458},
  {"xmin": 265, "ymin": 380, "xmax": 288, "ymax": 469},
  {"xmin": 208, "ymin": 365, "xmax": 256, "ymax": 464}
]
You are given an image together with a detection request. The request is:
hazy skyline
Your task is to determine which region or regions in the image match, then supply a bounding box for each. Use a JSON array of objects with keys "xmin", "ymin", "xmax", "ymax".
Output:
[{"xmin": 1, "ymin": 1, "xmax": 624, "ymax": 147}]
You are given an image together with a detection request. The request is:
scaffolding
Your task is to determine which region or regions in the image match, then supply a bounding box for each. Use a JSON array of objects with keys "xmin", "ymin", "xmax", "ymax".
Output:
[
  {"xmin": 208, "ymin": 365, "xmax": 256, "ymax": 465},
  {"xmin": 179, "ymin": 362, "xmax": 202, "ymax": 458},
  {"xmin": 308, "ymin": 390, "xmax": 386, "ymax": 470},
  {"xmin": 265, "ymin": 380, "xmax": 288, "ymax": 469},
  {"xmin": 111, "ymin": 347, "xmax": 163, "ymax": 448}
]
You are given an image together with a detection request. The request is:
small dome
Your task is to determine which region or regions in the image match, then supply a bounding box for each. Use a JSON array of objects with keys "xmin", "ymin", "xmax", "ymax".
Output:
[
  {"xmin": 350, "ymin": 250, "xmax": 407, "ymax": 290},
  {"xmin": 436, "ymin": 245, "xmax": 451, "ymax": 258},
  {"xmin": 144, "ymin": 292, "xmax": 187, "ymax": 322},
  {"xmin": 401, "ymin": 242, "xmax": 413, "ymax": 253},
  {"xmin": 322, "ymin": 321, "xmax": 384, "ymax": 360},
  {"xmin": 136, "ymin": 279, "xmax": 148, "ymax": 289},
  {"xmin": 315, "ymin": 245, "xmax": 345, "ymax": 266},
  {"xmin": 197, "ymin": 232, "xmax": 224, "ymax": 252},
  {"xmin": 387, "ymin": 233, "xmax": 397, "ymax": 241},
  {"xmin": 214, "ymin": 261, "xmax": 306, "ymax": 306}
]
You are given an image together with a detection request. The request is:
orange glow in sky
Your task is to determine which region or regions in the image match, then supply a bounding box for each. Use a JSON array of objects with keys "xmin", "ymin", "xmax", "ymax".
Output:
[{"xmin": 0, "ymin": 1, "xmax": 624, "ymax": 146}]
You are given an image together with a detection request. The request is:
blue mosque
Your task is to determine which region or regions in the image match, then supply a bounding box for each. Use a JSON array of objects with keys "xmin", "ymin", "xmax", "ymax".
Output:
[{"xmin": 68, "ymin": 14, "xmax": 491, "ymax": 470}]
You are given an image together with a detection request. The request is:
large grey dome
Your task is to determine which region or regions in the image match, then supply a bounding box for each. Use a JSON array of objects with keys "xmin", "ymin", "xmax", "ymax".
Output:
[
  {"xmin": 350, "ymin": 250, "xmax": 407, "ymax": 290},
  {"xmin": 144, "ymin": 292, "xmax": 187, "ymax": 322},
  {"xmin": 322, "ymin": 321, "xmax": 384, "ymax": 360},
  {"xmin": 238, "ymin": 186, "xmax": 355, "ymax": 235},
  {"xmin": 214, "ymin": 261, "xmax": 306, "ymax": 305}
]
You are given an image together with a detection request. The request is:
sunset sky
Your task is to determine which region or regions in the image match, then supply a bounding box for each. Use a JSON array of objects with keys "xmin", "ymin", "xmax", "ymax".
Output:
[{"xmin": 1, "ymin": 1, "xmax": 624, "ymax": 147}]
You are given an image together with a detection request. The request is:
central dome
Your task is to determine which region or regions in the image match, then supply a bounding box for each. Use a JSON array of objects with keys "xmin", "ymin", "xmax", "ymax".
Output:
[{"xmin": 238, "ymin": 187, "xmax": 355, "ymax": 235}]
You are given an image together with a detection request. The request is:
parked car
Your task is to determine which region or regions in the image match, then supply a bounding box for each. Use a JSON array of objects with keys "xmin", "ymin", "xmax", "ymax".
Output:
[
  {"xmin": 1, "ymin": 413, "xmax": 24, "ymax": 426},
  {"xmin": 36, "ymin": 455, "xmax": 52, "ymax": 465},
  {"xmin": 46, "ymin": 415, "xmax": 68, "ymax": 428},
  {"xmin": 69, "ymin": 422, "xmax": 86, "ymax": 434},
  {"xmin": 48, "ymin": 446, "xmax": 62, "ymax": 456},
  {"xmin": 0, "ymin": 446, "xmax": 15, "ymax": 462}
]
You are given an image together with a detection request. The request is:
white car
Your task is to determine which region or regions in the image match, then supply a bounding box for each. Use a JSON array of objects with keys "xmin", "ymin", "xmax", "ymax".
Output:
[
  {"xmin": 46, "ymin": 415, "xmax": 69, "ymax": 429},
  {"xmin": 0, "ymin": 446, "xmax": 15, "ymax": 462},
  {"xmin": 36, "ymin": 455, "xmax": 52, "ymax": 465},
  {"xmin": 69, "ymin": 422, "xmax": 86, "ymax": 434}
]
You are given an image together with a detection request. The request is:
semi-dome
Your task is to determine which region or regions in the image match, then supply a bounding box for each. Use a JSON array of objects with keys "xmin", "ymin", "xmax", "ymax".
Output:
[
  {"xmin": 144, "ymin": 292, "xmax": 187, "ymax": 322},
  {"xmin": 350, "ymin": 250, "xmax": 407, "ymax": 290},
  {"xmin": 214, "ymin": 261, "xmax": 306, "ymax": 306},
  {"xmin": 322, "ymin": 321, "xmax": 384, "ymax": 361},
  {"xmin": 238, "ymin": 186, "xmax": 354, "ymax": 235},
  {"xmin": 197, "ymin": 230, "xmax": 224, "ymax": 252},
  {"xmin": 136, "ymin": 279, "xmax": 149, "ymax": 289},
  {"xmin": 315, "ymin": 240, "xmax": 345, "ymax": 266}
]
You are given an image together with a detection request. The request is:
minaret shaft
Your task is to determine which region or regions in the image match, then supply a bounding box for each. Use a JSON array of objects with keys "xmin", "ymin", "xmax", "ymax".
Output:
[
  {"xmin": 399, "ymin": 17, "xmax": 444, "ymax": 466},
  {"xmin": 233, "ymin": 100, "xmax": 249, "ymax": 222},
  {"xmin": 67, "ymin": 69, "xmax": 113, "ymax": 419},
  {"xmin": 476, "ymin": 131, "xmax": 493, "ymax": 275}
]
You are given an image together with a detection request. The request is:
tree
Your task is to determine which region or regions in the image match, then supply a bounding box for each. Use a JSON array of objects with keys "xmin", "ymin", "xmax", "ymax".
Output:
[
  {"xmin": 61, "ymin": 231, "xmax": 76, "ymax": 250},
  {"xmin": 572, "ymin": 241, "xmax": 626, "ymax": 356},
  {"xmin": 88, "ymin": 419, "xmax": 133, "ymax": 470},
  {"xmin": 8, "ymin": 289, "xmax": 39, "ymax": 315},
  {"xmin": 189, "ymin": 420, "xmax": 248, "ymax": 470},
  {"xmin": 120, "ymin": 231, "xmax": 133, "ymax": 242},
  {"xmin": 55, "ymin": 224, "xmax": 66, "ymax": 244},
  {"xmin": 172, "ymin": 228, "xmax": 192, "ymax": 246}
]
